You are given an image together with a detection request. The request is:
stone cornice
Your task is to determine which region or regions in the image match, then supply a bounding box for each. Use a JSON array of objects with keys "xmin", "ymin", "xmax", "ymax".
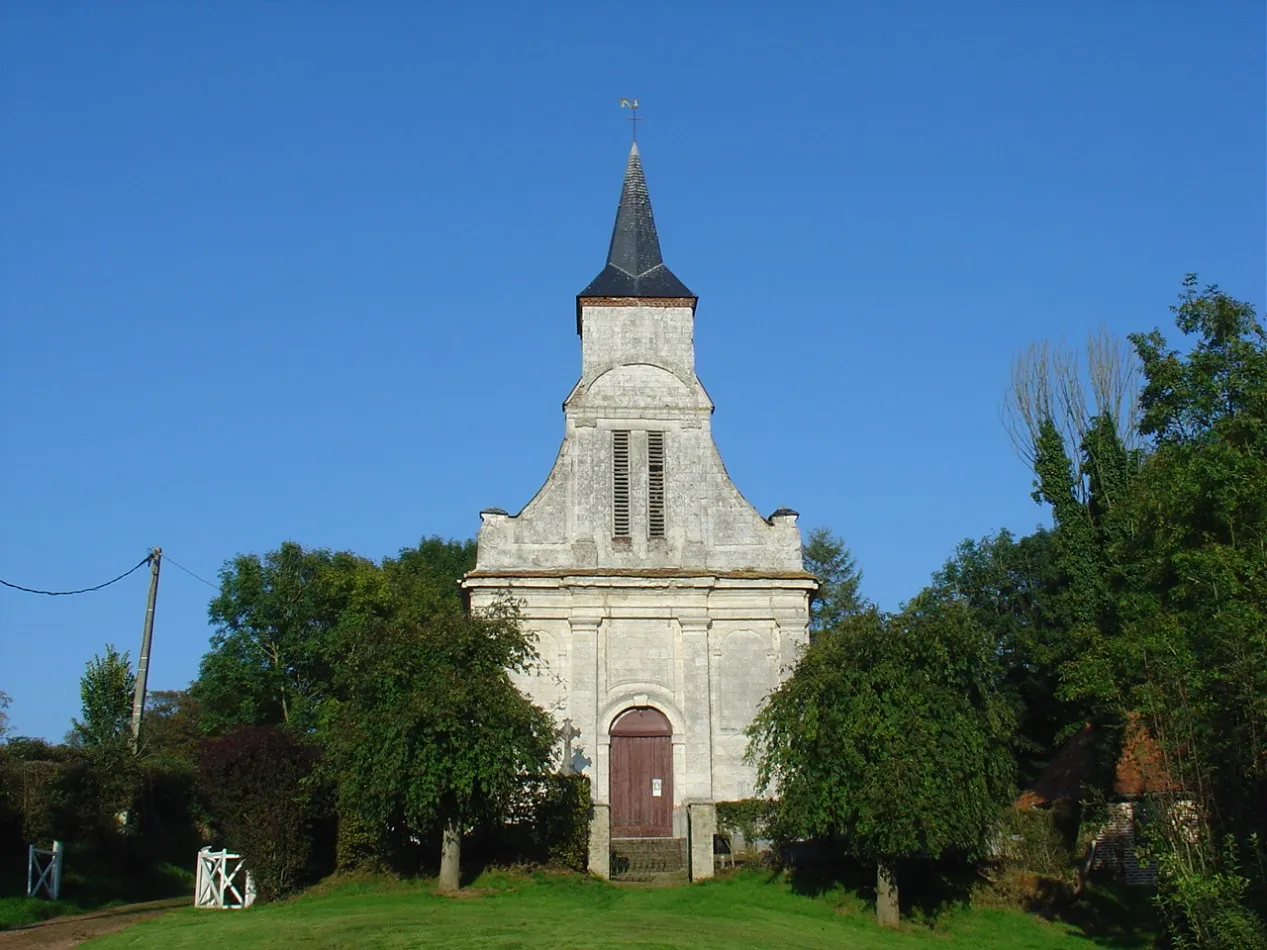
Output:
[
  {"xmin": 463, "ymin": 568, "xmax": 818, "ymax": 589},
  {"xmin": 578, "ymin": 296, "xmax": 697, "ymax": 309}
]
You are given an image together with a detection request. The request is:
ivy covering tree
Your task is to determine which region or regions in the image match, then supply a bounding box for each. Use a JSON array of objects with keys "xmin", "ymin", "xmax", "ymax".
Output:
[{"xmin": 748, "ymin": 602, "xmax": 1015, "ymax": 925}]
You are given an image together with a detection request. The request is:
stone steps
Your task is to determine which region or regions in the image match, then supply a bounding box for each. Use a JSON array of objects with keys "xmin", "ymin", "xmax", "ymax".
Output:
[{"xmin": 610, "ymin": 837, "xmax": 687, "ymax": 880}]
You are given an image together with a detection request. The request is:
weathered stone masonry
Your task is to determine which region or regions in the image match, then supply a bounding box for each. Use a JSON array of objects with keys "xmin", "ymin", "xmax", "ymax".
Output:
[{"xmin": 462, "ymin": 142, "xmax": 815, "ymax": 879}]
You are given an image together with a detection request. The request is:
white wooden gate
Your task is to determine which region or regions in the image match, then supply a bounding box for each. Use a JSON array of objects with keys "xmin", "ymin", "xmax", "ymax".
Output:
[
  {"xmin": 27, "ymin": 840, "xmax": 64, "ymax": 900},
  {"xmin": 194, "ymin": 848, "xmax": 256, "ymax": 909}
]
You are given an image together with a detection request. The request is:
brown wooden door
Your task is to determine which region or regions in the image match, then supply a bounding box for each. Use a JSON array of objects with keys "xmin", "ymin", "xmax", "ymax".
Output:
[{"xmin": 610, "ymin": 708, "xmax": 673, "ymax": 837}]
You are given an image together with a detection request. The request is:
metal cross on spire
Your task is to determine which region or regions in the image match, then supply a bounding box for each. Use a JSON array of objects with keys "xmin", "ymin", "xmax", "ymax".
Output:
[{"xmin": 619, "ymin": 97, "xmax": 641, "ymax": 142}]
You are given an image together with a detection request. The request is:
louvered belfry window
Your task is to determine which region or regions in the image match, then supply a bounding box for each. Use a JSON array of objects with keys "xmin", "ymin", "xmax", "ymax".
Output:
[
  {"xmin": 647, "ymin": 430, "xmax": 666, "ymax": 538},
  {"xmin": 612, "ymin": 430, "xmax": 631, "ymax": 538}
]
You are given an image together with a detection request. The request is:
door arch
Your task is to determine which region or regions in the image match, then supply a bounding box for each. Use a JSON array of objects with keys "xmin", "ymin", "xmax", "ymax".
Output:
[{"xmin": 610, "ymin": 707, "xmax": 673, "ymax": 838}]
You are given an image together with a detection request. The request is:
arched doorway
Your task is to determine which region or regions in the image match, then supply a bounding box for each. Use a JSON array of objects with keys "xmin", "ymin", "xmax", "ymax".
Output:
[{"xmin": 610, "ymin": 707, "xmax": 673, "ymax": 837}]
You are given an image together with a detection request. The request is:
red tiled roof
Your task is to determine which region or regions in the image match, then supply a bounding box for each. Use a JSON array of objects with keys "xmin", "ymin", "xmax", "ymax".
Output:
[{"xmin": 1016, "ymin": 714, "xmax": 1178, "ymax": 809}]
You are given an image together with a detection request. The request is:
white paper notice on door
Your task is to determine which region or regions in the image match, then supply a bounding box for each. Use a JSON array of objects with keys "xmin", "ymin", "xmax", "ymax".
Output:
[{"xmin": 652, "ymin": 778, "xmax": 663, "ymax": 797}]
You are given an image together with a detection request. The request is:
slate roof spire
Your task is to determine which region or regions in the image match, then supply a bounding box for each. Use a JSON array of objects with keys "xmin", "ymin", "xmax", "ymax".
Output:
[{"xmin": 578, "ymin": 142, "xmax": 694, "ymax": 301}]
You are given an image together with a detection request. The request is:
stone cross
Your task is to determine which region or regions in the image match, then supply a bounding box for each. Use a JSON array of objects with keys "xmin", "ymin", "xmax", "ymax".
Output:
[{"xmin": 559, "ymin": 718, "xmax": 582, "ymax": 775}]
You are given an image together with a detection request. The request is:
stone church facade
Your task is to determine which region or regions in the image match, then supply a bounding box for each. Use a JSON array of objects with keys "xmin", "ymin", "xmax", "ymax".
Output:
[{"xmin": 462, "ymin": 142, "xmax": 815, "ymax": 879}]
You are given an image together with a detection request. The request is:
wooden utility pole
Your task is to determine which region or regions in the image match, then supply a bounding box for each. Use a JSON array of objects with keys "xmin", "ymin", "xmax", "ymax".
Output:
[{"xmin": 129, "ymin": 547, "xmax": 162, "ymax": 751}]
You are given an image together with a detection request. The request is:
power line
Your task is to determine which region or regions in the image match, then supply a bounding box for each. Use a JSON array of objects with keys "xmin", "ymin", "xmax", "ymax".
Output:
[
  {"xmin": 0, "ymin": 554, "xmax": 152, "ymax": 596},
  {"xmin": 163, "ymin": 554, "xmax": 219, "ymax": 592}
]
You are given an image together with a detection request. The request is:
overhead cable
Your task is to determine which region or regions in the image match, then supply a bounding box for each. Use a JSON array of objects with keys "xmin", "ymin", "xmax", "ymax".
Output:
[
  {"xmin": 163, "ymin": 554, "xmax": 219, "ymax": 591},
  {"xmin": 0, "ymin": 554, "xmax": 153, "ymax": 596}
]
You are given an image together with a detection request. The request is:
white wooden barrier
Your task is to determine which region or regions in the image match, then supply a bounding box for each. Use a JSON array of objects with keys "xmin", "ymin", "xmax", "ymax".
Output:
[
  {"xmin": 27, "ymin": 840, "xmax": 64, "ymax": 900},
  {"xmin": 194, "ymin": 848, "xmax": 256, "ymax": 909}
]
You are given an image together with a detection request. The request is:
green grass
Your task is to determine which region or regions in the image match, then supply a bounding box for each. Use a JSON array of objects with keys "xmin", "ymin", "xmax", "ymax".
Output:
[
  {"xmin": 0, "ymin": 859, "xmax": 192, "ymax": 931},
  {"xmin": 0, "ymin": 895, "xmax": 92, "ymax": 930},
  {"xmin": 81, "ymin": 869, "xmax": 1156, "ymax": 949}
]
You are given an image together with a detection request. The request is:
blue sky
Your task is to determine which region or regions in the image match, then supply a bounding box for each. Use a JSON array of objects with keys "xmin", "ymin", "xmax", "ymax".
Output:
[{"xmin": 2, "ymin": 2, "xmax": 1263, "ymax": 740}]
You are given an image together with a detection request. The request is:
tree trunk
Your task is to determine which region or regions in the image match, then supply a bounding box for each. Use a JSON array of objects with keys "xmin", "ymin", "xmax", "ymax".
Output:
[
  {"xmin": 876, "ymin": 861, "xmax": 899, "ymax": 927},
  {"xmin": 438, "ymin": 821, "xmax": 461, "ymax": 892}
]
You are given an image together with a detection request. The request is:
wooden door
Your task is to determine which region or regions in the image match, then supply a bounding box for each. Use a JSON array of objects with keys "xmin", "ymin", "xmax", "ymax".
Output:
[{"xmin": 610, "ymin": 708, "xmax": 673, "ymax": 837}]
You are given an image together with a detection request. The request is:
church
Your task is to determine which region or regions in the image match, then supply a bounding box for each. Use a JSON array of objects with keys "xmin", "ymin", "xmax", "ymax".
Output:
[{"xmin": 462, "ymin": 140, "xmax": 815, "ymax": 880}]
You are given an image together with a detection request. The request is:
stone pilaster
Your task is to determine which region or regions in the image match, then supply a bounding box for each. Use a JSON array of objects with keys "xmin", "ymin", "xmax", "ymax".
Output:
[
  {"xmin": 687, "ymin": 802, "xmax": 717, "ymax": 881},
  {"xmin": 679, "ymin": 615, "xmax": 713, "ymax": 801},
  {"xmin": 569, "ymin": 616, "xmax": 602, "ymax": 798},
  {"xmin": 588, "ymin": 804, "xmax": 611, "ymax": 879}
]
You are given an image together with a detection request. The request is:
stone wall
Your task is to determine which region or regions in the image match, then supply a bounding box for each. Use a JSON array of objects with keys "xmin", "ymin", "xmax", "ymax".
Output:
[
  {"xmin": 473, "ymin": 303, "xmax": 803, "ymax": 573},
  {"xmin": 465, "ymin": 298, "xmax": 814, "ymax": 829},
  {"xmin": 465, "ymin": 573, "xmax": 814, "ymax": 830},
  {"xmin": 1091, "ymin": 801, "xmax": 1157, "ymax": 886}
]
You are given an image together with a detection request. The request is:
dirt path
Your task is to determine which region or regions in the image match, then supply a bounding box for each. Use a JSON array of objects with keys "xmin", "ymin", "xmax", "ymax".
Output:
[{"xmin": 0, "ymin": 899, "xmax": 186, "ymax": 950}]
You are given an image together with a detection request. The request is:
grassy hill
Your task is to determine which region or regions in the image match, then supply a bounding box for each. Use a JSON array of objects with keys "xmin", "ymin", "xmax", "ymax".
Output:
[{"xmin": 81, "ymin": 869, "xmax": 1156, "ymax": 949}]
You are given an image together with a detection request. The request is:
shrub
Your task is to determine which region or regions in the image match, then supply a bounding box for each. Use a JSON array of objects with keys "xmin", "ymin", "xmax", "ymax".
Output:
[
  {"xmin": 197, "ymin": 725, "xmax": 324, "ymax": 901},
  {"xmin": 1154, "ymin": 835, "xmax": 1267, "ymax": 950},
  {"xmin": 997, "ymin": 806, "xmax": 1076, "ymax": 881},
  {"xmin": 716, "ymin": 799, "xmax": 775, "ymax": 852},
  {"xmin": 538, "ymin": 774, "xmax": 591, "ymax": 871}
]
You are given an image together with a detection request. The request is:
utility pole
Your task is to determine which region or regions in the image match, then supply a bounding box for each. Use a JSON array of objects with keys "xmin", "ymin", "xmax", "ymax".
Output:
[{"xmin": 129, "ymin": 547, "xmax": 161, "ymax": 751}]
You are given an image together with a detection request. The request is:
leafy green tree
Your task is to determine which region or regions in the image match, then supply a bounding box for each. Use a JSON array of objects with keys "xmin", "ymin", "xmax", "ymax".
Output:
[
  {"xmin": 748, "ymin": 602, "xmax": 1015, "ymax": 925},
  {"xmin": 924, "ymin": 528, "xmax": 1071, "ymax": 785},
  {"xmin": 1009, "ymin": 278, "xmax": 1267, "ymax": 941},
  {"xmin": 140, "ymin": 690, "xmax": 203, "ymax": 764},
  {"xmin": 195, "ymin": 543, "xmax": 380, "ymax": 733},
  {"xmin": 195, "ymin": 537, "xmax": 475, "ymax": 734},
  {"xmin": 1058, "ymin": 279, "xmax": 1267, "ymax": 941},
  {"xmin": 70, "ymin": 645, "xmax": 136, "ymax": 749},
  {"xmin": 802, "ymin": 527, "xmax": 865, "ymax": 635},
  {"xmin": 1023, "ymin": 399, "xmax": 1143, "ymax": 786},
  {"xmin": 192, "ymin": 534, "xmax": 541, "ymax": 886},
  {"xmin": 323, "ymin": 600, "xmax": 554, "ymax": 890}
]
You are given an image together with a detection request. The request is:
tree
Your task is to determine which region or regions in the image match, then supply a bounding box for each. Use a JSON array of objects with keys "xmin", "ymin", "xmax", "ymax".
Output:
[
  {"xmin": 195, "ymin": 543, "xmax": 380, "ymax": 733},
  {"xmin": 924, "ymin": 528, "xmax": 1072, "ymax": 786},
  {"xmin": 748, "ymin": 603, "xmax": 1015, "ymax": 925},
  {"xmin": 323, "ymin": 601, "xmax": 555, "ymax": 890},
  {"xmin": 802, "ymin": 527, "xmax": 865, "ymax": 636},
  {"xmin": 1003, "ymin": 326, "xmax": 1142, "ymax": 485},
  {"xmin": 140, "ymin": 690, "xmax": 202, "ymax": 764},
  {"xmin": 1006, "ymin": 278, "xmax": 1267, "ymax": 941},
  {"xmin": 70, "ymin": 645, "xmax": 136, "ymax": 749},
  {"xmin": 1057, "ymin": 279, "xmax": 1267, "ymax": 941},
  {"xmin": 0, "ymin": 690, "xmax": 10, "ymax": 740},
  {"xmin": 195, "ymin": 537, "xmax": 476, "ymax": 735}
]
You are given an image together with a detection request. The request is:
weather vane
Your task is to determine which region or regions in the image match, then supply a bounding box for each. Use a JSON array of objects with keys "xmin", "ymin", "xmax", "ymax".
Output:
[{"xmin": 619, "ymin": 97, "xmax": 641, "ymax": 142}]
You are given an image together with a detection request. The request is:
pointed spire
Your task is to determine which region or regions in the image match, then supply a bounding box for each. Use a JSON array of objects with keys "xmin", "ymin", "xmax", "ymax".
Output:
[{"xmin": 578, "ymin": 142, "xmax": 694, "ymax": 300}]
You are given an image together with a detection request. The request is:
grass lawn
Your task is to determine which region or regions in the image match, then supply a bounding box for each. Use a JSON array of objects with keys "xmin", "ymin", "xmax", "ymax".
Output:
[
  {"xmin": 0, "ymin": 895, "xmax": 95, "ymax": 930},
  {"xmin": 0, "ymin": 859, "xmax": 192, "ymax": 931},
  {"xmin": 81, "ymin": 869, "xmax": 1156, "ymax": 949}
]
